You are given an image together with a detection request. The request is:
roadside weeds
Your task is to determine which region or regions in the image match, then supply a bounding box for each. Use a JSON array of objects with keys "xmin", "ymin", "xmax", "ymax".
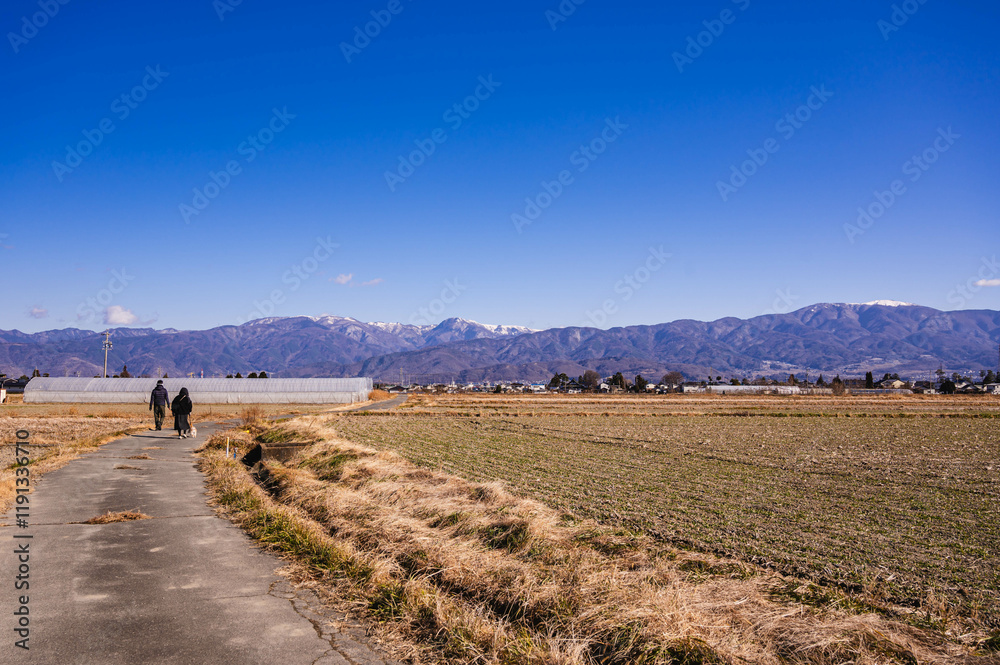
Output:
[{"xmin": 0, "ymin": 418, "xmax": 148, "ymax": 514}]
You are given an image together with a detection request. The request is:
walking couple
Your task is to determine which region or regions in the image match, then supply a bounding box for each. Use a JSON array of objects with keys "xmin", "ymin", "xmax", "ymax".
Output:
[{"xmin": 149, "ymin": 380, "xmax": 195, "ymax": 438}]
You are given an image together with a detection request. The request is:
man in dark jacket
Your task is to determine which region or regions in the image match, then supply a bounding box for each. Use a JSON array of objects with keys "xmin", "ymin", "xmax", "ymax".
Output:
[{"xmin": 149, "ymin": 380, "xmax": 170, "ymax": 430}]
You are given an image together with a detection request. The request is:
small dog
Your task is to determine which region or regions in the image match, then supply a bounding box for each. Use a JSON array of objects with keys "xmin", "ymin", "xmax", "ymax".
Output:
[{"xmin": 189, "ymin": 426, "xmax": 198, "ymax": 438}]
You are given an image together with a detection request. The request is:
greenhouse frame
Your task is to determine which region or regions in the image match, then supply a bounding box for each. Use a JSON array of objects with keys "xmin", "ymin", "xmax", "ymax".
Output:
[{"xmin": 23, "ymin": 377, "xmax": 374, "ymax": 404}]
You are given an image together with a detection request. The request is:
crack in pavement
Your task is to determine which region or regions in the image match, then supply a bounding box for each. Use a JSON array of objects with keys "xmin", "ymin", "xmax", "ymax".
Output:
[
  {"xmin": 268, "ymin": 579, "xmax": 396, "ymax": 665},
  {"xmin": 211, "ymin": 592, "xmax": 273, "ymax": 600}
]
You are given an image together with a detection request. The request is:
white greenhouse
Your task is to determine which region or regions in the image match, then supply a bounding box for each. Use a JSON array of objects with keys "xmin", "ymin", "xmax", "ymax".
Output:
[{"xmin": 23, "ymin": 377, "xmax": 373, "ymax": 405}]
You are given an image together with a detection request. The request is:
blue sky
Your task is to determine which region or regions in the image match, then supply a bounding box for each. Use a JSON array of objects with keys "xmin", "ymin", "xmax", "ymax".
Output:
[{"xmin": 1, "ymin": 0, "xmax": 998, "ymax": 333}]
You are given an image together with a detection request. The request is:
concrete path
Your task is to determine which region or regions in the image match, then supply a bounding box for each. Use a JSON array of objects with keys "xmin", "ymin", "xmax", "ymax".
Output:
[
  {"xmin": 1, "ymin": 423, "xmax": 395, "ymax": 665},
  {"xmin": 350, "ymin": 395, "xmax": 408, "ymax": 412}
]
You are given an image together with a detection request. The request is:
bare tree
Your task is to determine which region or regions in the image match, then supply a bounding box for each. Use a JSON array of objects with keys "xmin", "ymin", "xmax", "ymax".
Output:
[
  {"xmin": 581, "ymin": 370, "xmax": 602, "ymax": 390},
  {"xmin": 660, "ymin": 371, "xmax": 684, "ymax": 386}
]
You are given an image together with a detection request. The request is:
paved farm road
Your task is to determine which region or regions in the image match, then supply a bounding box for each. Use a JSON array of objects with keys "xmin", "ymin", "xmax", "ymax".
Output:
[
  {"xmin": 350, "ymin": 395, "xmax": 408, "ymax": 412},
  {"xmin": 1, "ymin": 423, "xmax": 395, "ymax": 665}
]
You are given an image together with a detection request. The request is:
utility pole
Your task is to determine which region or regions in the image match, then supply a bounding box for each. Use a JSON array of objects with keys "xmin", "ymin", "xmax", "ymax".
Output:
[{"xmin": 101, "ymin": 331, "xmax": 113, "ymax": 378}]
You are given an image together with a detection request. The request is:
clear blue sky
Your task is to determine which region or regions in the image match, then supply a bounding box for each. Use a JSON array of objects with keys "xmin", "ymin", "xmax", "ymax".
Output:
[{"xmin": 2, "ymin": 0, "xmax": 998, "ymax": 333}]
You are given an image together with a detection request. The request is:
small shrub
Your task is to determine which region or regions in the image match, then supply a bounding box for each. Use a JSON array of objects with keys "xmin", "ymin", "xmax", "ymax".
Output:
[{"xmin": 240, "ymin": 405, "xmax": 266, "ymax": 428}]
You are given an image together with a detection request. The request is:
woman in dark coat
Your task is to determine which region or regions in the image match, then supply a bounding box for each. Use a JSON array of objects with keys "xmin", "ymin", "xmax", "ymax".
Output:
[{"xmin": 171, "ymin": 387, "xmax": 193, "ymax": 438}]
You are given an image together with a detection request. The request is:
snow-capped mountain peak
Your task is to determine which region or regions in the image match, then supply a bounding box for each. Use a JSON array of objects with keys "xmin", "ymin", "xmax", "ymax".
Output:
[
  {"xmin": 854, "ymin": 300, "xmax": 917, "ymax": 307},
  {"xmin": 239, "ymin": 315, "xmax": 536, "ymax": 344},
  {"xmin": 438, "ymin": 317, "xmax": 538, "ymax": 335}
]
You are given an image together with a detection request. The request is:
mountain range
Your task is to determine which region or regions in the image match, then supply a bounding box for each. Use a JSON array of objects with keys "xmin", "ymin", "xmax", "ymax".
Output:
[{"xmin": 2, "ymin": 303, "xmax": 998, "ymax": 382}]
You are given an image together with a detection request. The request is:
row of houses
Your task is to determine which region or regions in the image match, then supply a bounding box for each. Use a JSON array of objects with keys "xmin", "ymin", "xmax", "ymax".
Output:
[
  {"xmin": 384, "ymin": 379, "xmax": 1000, "ymax": 396},
  {"xmin": 950, "ymin": 382, "xmax": 1000, "ymax": 395},
  {"xmin": 388, "ymin": 380, "xmax": 827, "ymax": 395},
  {"xmin": 681, "ymin": 384, "xmax": 835, "ymax": 395},
  {"xmin": 386, "ymin": 382, "xmax": 566, "ymax": 394}
]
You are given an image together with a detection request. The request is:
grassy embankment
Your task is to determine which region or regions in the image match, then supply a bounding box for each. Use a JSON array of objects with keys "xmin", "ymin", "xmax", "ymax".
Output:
[{"xmin": 197, "ymin": 396, "xmax": 1000, "ymax": 664}]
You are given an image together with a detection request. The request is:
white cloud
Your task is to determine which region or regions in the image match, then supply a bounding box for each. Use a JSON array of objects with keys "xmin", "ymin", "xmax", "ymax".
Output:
[
  {"xmin": 104, "ymin": 305, "xmax": 139, "ymax": 325},
  {"xmin": 330, "ymin": 274, "xmax": 383, "ymax": 287},
  {"xmin": 28, "ymin": 307, "xmax": 48, "ymax": 319},
  {"xmin": 975, "ymin": 279, "xmax": 1000, "ymax": 287}
]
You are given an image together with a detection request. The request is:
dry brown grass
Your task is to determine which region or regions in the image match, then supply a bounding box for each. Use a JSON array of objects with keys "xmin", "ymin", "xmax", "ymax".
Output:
[
  {"xmin": 398, "ymin": 393, "xmax": 1000, "ymax": 418},
  {"xmin": 114, "ymin": 464, "xmax": 143, "ymax": 470},
  {"xmin": 0, "ymin": 413, "xmax": 149, "ymax": 514},
  {"xmin": 195, "ymin": 427, "xmax": 256, "ymax": 455},
  {"xmin": 239, "ymin": 405, "xmax": 266, "ymax": 428},
  {"xmin": 81, "ymin": 510, "xmax": 150, "ymax": 524},
  {"xmin": 199, "ymin": 416, "xmax": 996, "ymax": 664},
  {"xmin": 368, "ymin": 389, "xmax": 392, "ymax": 402},
  {"xmin": 126, "ymin": 454, "xmax": 152, "ymax": 460}
]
